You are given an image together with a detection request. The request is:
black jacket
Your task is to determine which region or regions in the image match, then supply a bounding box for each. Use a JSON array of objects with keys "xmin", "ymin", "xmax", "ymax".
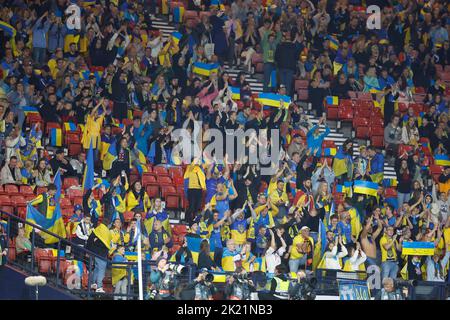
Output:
[{"xmin": 275, "ymin": 41, "xmax": 298, "ymax": 71}]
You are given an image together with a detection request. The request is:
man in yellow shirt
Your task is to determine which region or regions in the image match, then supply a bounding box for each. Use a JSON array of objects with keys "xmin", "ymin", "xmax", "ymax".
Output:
[
  {"xmin": 289, "ymin": 226, "xmax": 314, "ymax": 273},
  {"xmin": 184, "ymin": 158, "xmax": 206, "ymax": 223},
  {"xmin": 269, "ymin": 179, "xmax": 289, "ymax": 223},
  {"xmin": 379, "ymin": 226, "xmax": 401, "ymax": 280}
]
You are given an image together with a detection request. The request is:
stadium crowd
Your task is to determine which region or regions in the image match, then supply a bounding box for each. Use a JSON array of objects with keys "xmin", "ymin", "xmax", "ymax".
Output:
[{"xmin": 0, "ymin": 0, "xmax": 450, "ymax": 300}]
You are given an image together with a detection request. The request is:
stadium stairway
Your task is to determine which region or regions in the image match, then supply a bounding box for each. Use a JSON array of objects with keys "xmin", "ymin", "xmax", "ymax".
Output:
[{"xmin": 151, "ymin": 17, "xmax": 397, "ymax": 181}]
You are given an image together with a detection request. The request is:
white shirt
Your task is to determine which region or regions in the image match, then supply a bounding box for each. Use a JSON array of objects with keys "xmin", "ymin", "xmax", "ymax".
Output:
[
  {"xmin": 348, "ymin": 250, "xmax": 367, "ymax": 271},
  {"xmin": 323, "ymin": 245, "xmax": 348, "ymax": 270},
  {"xmin": 265, "ymin": 246, "xmax": 286, "ymax": 274}
]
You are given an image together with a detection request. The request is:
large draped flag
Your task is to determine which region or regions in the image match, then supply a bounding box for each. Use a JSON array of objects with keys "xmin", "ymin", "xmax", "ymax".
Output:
[
  {"xmin": 435, "ymin": 155, "xmax": 450, "ymax": 166},
  {"xmin": 186, "ymin": 235, "xmax": 215, "ymax": 265},
  {"xmin": 82, "ymin": 141, "xmax": 94, "ymax": 193},
  {"xmin": 353, "ymin": 180, "xmax": 379, "ymax": 197},
  {"xmin": 132, "ymin": 147, "xmax": 148, "ymax": 176},
  {"xmin": 256, "ymin": 92, "xmax": 291, "ymax": 108},
  {"xmin": 25, "ymin": 204, "xmax": 66, "ymax": 244}
]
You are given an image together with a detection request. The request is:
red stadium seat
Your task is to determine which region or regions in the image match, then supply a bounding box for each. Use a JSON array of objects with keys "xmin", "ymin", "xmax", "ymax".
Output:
[
  {"xmin": 123, "ymin": 211, "xmax": 135, "ymax": 222},
  {"xmin": 17, "ymin": 206, "xmax": 27, "ymax": 220},
  {"xmin": 338, "ymin": 107, "xmax": 354, "ymax": 121},
  {"xmin": 161, "ymin": 185, "xmax": 177, "ymax": 198},
  {"xmin": 45, "ymin": 122, "xmax": 61, "ymax": 135},
  {"xmin": 356, "ymin": 126, "xmax": 370, "ymax": 139},
  {"xmin": 68, "ymin": 143, "xmax": 82, "ymax": 156},
  {"xmin": 67, "ymin": 188, "xmax": 83, "ymax": 199},
  {"xmin": 36, "ymin": 187, "xmax": 48, "ymax": 195},
  {"xmin": 385, "ymin": 188, "xmax": 398, "ymax": 198},
  {"xmin": 157, "ymin": 176, "xmax": 173, "ymax": 185},
  {"xmin": 327, "ymin": 107, "xmax": 338, "ymax": 120},
  {"xmin": 0, "ymin": 206, "xmax": 14, "ymax": 214},
  {"xmin": 371, "ymin": 135, "xmax": 384, "ymax": 148},
  {"xmin": 353, "ymin": 117, "xmax": 369, "ymax": 128},
  {"xmin": 370, "ymin": 126, "xmax": 384, "ymax": 137},
  {"xmin": 168, "ymin": 166, "xmax": 184, "ymax": 178},
  {"xmin": 0, "ymin": 195, "xmax": 12, "ymax": 206},
  {"xmin": 63, "ymin": 177, "xmax": 79, "ymax": 190},
  {"xmin": 294, "ymin": 79, "xmax": 309, "ymax": 91},
  {"xmin": 146, "ymin": 185, "xmax": 160, "ymax": 198},
  {"xmin": 297, "ymin": 89, "xmax": 309, "ymax": 101},
  {"xmin": 60, "ymin": 197, "xmax": 72, "ymax": 208},
  {"xmin": 12, "ymin": 195, "xmax": 26, "ymax": 207},
  {"xmin": 4, "ymin": 184, "xmax": 19, "ymax": 195},
  {"xmin": 153, "ymin": 166, "xmax": 169, "ymax": 176},
  {"xmin": 20, "ymin": 185, "xmax": 35, "ymax": 196},
  {"xmin": 429, "ymin": 165, "xmax": 443, "ymax": 175},
  {"xmin": 142, "ymin": 174, "xmax": 157, "ymax": 186},
  {"xmin": 172, "ymin": 224, "xmax": 187, "ymax": 237},
  {"xmin": 166, "ymin": 195, "xmax": 180, "ymax": 209},
  {"xmin": 397, "ymin": 102, "xmax": 408, "ymax": 113}
]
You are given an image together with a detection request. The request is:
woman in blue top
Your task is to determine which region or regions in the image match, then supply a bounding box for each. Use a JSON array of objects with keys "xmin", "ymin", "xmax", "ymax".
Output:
[{"xmin": 306, "ymin": 116, "xmax": 330, "ymax": 158}]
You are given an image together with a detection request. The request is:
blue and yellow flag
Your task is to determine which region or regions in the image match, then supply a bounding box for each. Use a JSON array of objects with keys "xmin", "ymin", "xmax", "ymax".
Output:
[
  {"xmin": 333, "ymin": 61, "xmax": 343, "ymax": 76},
  {"xmin": 402, "ymin": 241, "xmax": 435, "ymax": 256},
  {"xmin": 23, "ymin": 106, "xmax": 39, "ymax": 116},
  {"xmin": 132, "ymin": 147, "xmax": 148, "ymax": 176},
  {"xmin": 186, "ymin": 235, "xmax": 215, "ymax": 265},
  {"xmin": 82, "ymin": 141, "xmax": 94, "ymax": 192},
  {"xmin": 326, "ymin": 96, "xmax": 339, "ymax": 106},
  {"xmin": 353, "ymin": 180, "xmax": 378, "ymax": 197},
  {"xmin": 256, "ymin": 92, "xmax": 291, "ymax": 108},
  {"xmin": 50, "ymin": 128, "xmax": 63, "ymax": 147},
  {"xmin": 173, "ymin": 6, "xmax": 185, "ymax": 23},
  {"xmin": 0, "ymin": 20, "xmax": 17, "ymax": 55},
  {"xmin": 382, "ymin": 178, "xmax": 398, "ymax": 188},
  {"xmin": 171, "ymin": 31, "xmax": 182, "ymax": 45},
  {"xmin": 25, "ymin": 204, "xmax": 67, "ymax": 244},
  {"xmin": 324, "ymin": 147, "xmax": 337, "ymax": 156},
  {"xmin": 327, "ymin": 35, "xmax": 339, "ymax": 51},
  {"xmin": 103, "ymin": 140, "xmax": 117, "ymax": 171},
  {"xmin": 63, "ymin": 122, "xmax": 77, "ymax": 132},
  {"xmin": 192, "ymin": 62, "xmax": 219, "ymax": 77},
  {"xmin": 435, "ymin": 155, "xmax": 450, "ymax": 167},
  {"xmin": 230, "ymin": 86, "xmax": 240, "ymax": 100}
]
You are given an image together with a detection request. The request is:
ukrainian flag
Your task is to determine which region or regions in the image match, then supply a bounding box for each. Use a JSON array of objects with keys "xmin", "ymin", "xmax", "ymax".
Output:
[
  {"xmin": 63, "ymin": 122, "xmax": 77, "ymax": 132},
  {"xmin": 23, "ymin": 106, "xmax": 39, "ymax": 115},
  {"xmin": 171, "ymin": 31, "xmax": 182, "ymax": 45},
  {"xmin": 50, "ymin": 128, "xmax": 63, "ymax": 147},
  {"xmin": 326, "ymin": 96, "xmax": 339, "ymax": 106},
  {"xmin": 332, "ymin": 147, "xmax": 351, "ymax": 178},
  {"xmin": 402, "ymin": 241, "xmax": 435, "ymax": 256},
  {"xmin": 132, "ymin": 147, "xmax": 148, "ymax": 176},
  {"xmin": 353, "ymin": 180, "xmax": 379, "ymax": 197},
  {"xmin": 103, "ymin": 140, "xmax": 117, "ymax": 171},
  {"xmin": 230, "ymin": 86, "xmax": 240, "ymax": 100},
  {"xmin": 186, "ymin": 235, "xmax": 215, "ymax": 265},
  {"xmin": 192, "ymin": 62, "xmax": 219, "ymax": 76},
  {"xmin": 0, "ymin": 20, "xmax": 17, "ymax": 54},
  {"xmin": 25, "ymin": 204, "xmax": 67, "ymax": 244},
  {"xmin": 327, "ymin": 35, "xmax": 339, "ymax": 51},
  {"xmin": 82, "ymin": 141, "xmax": 95, "ymax": 193},
  {"xmin": 324, "ymin": 148, "xmax": 337, "ymax": 156},
  {"xmin": 435, "ymin": 155, "xmax": 450, "ymax": 166},
  {"xmin": 256, "ymin": 92, "xmax": 291, "ymax": 108},
  {"xmin": 173, "ymin": 6, "xmax": 185, "ymax": 23},
  {"xmin": 382, "ymin": 178, "xmax": 398, "ymax": 188}
]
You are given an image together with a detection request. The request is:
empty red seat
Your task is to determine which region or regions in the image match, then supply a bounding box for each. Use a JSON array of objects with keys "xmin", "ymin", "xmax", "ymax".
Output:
[
  {"xmin": 12, "ymin": 195, "xmax": 26, "ymax": 207},
  {"xmin": 19, "ymin": 185, "xmax": 35, "ymax": 196},
  {"xmin": 370, "ymin": 117, "xmax": 384, "ymax": 127},
  {"xmin": 397, "ymin": 102, "xmax": 408, "ymax": 113},
  {"xmin": 153, "ymin": 166, "xmax": 169, "ymax": 176},
  {"xmin": 172, "ymin": 224, "xmax": 188, "ymax": 237},
  {"xmin": 370, "ymin": 126, "xmax": 384, "ymax": 136},
  {"xmin": 67, "ymin": 188, "xmax": 83, "ymax": 199},
  {"xmin": 161, "ymin": 185, "xmax": 177, "ymax": 198},
  {"xmin": 338, "ymin": 107, "xmax": 354, "ymax": 121},
  {"xmin": 60, "ymin": 197, "xmax": 72, "ymax": 208},
  {"xmin": 371, "ymin": 135, "xmax": 384, "ymax": 148},
  {"xmin": 4, "ymin": 184, "xmax": 19, "ymax": 195},
  {"xmin": 353, "ymin": 117, "xmax": 369, "ymax": 127},
  {"xmin": 68, "ymin": 143, "xmax": 82, "ymax": 156},
  {"xmin": 294, "ymin": 79, "xmax": 309, "ymax": 91},
  {"xmin": 157, "ymin": 176, "xmax": 173, "ymax": 185},
  {"xmin": 146, "ymin": 185, "xmax": 160, "ymax": 198},
  {"xmin": 356, "ymin": 126, "xmax": 370, "ymax": 139},
  {"xmin": 0, "ymin": 195, "xmax": 11, "ymax": 206},
  {"xmin": 63, "ymin": 177, "xmax": 79, "ymax": 190},
  {"xmin": 297, "ymin": 89, "xmax": 309, "ymax": 101},
  {"xmin": 166, "ymin": 195, "xmax": 180, "ymax": 209},
  {"xmin": 168, "ymin": 166, "xmax": 183, "ymax": 178},
  {"xmin": 327, "ymin": 106, "xmax": 338, "ymax": 120},
  {"xmin": 142, "ymin": 173, "xmax": 157, "ymax": 185}
]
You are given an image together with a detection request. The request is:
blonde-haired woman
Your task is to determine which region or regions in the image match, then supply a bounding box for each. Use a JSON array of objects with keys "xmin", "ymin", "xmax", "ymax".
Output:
[{"xmin": 401, "ymin": 116, "xmax": 420, "ymax": 146}]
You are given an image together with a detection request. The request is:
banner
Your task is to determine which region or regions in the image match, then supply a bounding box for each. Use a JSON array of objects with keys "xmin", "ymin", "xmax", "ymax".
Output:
[
  {"xmin": 402, "ymin": 241, "xmax": 435, "ymax": 256},
  {"xmin": 338, "ymin": 279, "xmax": 371, "ymax": 300}
]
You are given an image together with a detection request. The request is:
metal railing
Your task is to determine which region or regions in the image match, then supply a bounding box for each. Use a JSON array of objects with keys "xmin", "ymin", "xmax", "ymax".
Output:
[{"xmin": 1, "ymin": 210, "xmax": 194, "ymax": 300}]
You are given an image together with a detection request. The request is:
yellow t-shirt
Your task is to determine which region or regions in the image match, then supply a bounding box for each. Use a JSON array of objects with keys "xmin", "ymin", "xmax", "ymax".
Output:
[
  {"xmin": 380, "ymin": 235, "xmax": 398, "ymax": 262},
  {"xmin": 290, "ymin": 235, "xmax": 314, "ymax": 260}
]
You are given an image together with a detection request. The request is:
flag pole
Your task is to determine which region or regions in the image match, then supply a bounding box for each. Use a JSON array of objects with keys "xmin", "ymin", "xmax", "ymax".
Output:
[{"xmin": 137, "ymin": 226, "xmax": 143, "ymax": 300}]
